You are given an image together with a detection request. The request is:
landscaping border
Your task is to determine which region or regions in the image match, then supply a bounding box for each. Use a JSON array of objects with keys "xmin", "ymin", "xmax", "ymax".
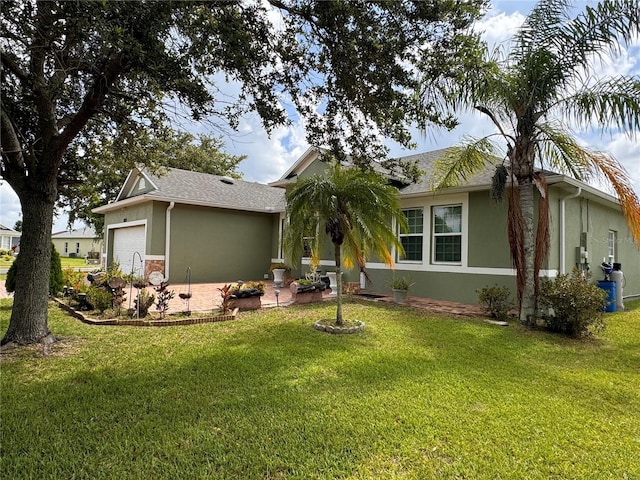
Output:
[{"xmin": 54, "ymin": 298, "xmax": 239, "ymax": 326}]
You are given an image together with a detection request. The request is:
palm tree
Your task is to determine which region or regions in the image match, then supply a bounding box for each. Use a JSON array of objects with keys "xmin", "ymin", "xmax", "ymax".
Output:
[
  {"xmin": 433, "ymin": 0, "xmax": 640, "ymax": 324},
  {"xmin": 284, "ymin": 161, "xmax": 407, "ymax": 326}
]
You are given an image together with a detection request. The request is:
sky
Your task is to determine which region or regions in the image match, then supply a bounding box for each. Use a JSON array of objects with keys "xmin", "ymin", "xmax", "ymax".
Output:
[{"xmin": 1, "ymin": 0, "xmax": 638, "ymax": 233}]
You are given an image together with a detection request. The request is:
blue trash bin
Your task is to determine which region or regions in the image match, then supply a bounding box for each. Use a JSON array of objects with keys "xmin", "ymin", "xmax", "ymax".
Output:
[{"xmin": 597, "ymin": 281, "xmax": 617, "ymax": 313}]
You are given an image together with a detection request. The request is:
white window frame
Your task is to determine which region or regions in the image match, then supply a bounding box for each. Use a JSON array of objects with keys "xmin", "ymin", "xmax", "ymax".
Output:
[
  {"xmin": 608, "ymin": 230, "xmax": 616, "ymax": 263},
  {"xmin": 64, "ymin": 242, "xmax": 68, "ymax": 254},
  {"xmin": 302, "ymin": 236, "xmax": 313, "ymax": 259},
  {"xmin": 398, "ymin": 208, "xmax": 424, "ymax": 263},
  {"xmin": 431, "ymin": 204, "xmax": 463, "ymax": 265}
]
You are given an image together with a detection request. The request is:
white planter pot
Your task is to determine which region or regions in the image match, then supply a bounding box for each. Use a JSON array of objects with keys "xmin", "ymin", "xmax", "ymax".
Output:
[
  {"xmin": 327, "ymin": 272, "xmax": 341, "ymax": 296},
  {"xmin": 272, "ymin": 268, "xmax": 285, "ymax": 287},
  {"xmin": 392, "ymin": 288, "xmax": 408, "ymax": 304}
]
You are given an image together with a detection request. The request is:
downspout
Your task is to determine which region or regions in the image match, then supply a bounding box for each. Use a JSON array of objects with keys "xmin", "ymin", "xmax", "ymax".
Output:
[
  {"xmin": 559, "ymin": 187, "xmax": 581, "ymax": 274},
  {"xmin": 165, "ymin": 202, "xmax": 175, "ymax": 281}
]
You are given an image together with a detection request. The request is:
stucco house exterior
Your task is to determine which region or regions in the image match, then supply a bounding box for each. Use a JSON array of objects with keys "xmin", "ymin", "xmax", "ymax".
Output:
[
  {"xmin": 51, "ymin": 226, "xmax": 103, "ymax": 261},
  {"xmin": 94, "ymin": 148, "xmax": 640, "ymax": 304},
  {"xmin": 0, "ymin": 223, "xmax": 21, "ymax": 251}
]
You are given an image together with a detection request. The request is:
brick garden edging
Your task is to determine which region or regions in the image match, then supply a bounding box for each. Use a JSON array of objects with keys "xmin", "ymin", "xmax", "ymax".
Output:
[{"xmin": 54, "ymin": 298, "xmax": 239, "ymax": 326}]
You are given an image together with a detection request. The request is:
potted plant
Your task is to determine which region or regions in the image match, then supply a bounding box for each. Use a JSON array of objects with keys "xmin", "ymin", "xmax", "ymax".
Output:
[
  {"xmin": 390, "ymin": 276, "xmax": 414, "ymax": 304},
  {"xmin": 229, "ymin": 281, "xmax": 265, "ymax": 311},
  {"xmin": 289, "ymin": 278, "xmax": 326, "ymax": 304}
]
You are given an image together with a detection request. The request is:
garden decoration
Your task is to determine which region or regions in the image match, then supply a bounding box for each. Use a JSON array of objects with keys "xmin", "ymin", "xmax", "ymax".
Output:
[
  {"xmin": 127, "ymin": 251, "xmax": 144, "ymax": 316},
  {"xmin": 178, "ymin": 267, "xmax": 192, "ymax": 315}
]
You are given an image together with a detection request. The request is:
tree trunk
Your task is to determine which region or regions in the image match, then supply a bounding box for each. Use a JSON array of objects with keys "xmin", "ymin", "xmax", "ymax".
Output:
[
  {"xmin": 519, "ymin": 181, "xmax": 536, "ymax": 325},
  {"xmin": 1, "ymin": 192, "xmax": 55, "ymax": 345},
  {"xmin": 334, "ymin": 243, "xmax": 343, "ymax": 326}
]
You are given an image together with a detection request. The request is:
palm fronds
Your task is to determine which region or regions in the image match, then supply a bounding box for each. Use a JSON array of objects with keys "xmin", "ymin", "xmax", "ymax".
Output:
[{"xmin": 431, "ymin": 137, "xmax": 501, "ymax": 190}]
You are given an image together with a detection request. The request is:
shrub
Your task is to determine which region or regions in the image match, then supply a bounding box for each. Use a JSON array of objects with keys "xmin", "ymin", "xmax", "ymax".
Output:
[
  {"xmin": 88, "ymin": 286, "xmax": 113, "ymax": 313},
  {"xmin": 63, "ymin": 267, "xmax": 88, "ymax": 293},
  {"xmin": 477, "ymin": 285, "xmax": 513, "ymax": 321},
  {"xmin": 5, "ymin": 243, "xmax": 63, "ymax": 296},
  {"xmin": 539, "ymin": 269, "xmax": 607, "ymax": 337},
  {"xmin": 50, "ymin": 244, "xmax": 64, "ymax": 296}
]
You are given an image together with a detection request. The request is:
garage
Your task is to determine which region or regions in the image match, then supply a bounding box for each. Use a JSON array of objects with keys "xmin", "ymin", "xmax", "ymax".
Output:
[{"xmin": 112, "ymin": 225, "xmax": 146, "ymax": 277}]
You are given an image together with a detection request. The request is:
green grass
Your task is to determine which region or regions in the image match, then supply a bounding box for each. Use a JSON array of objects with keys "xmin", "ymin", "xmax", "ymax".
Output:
[
  {"xmin": 1, "ymin": 256, "xmax": 89, "ymax": 269},
  {"xmin": 1, "ymin": 298, "xmax": 639, "ymax": 479}
]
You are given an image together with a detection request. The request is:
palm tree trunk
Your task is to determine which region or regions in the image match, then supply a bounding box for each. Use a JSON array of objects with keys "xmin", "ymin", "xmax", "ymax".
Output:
[
  {"xmin": 519, "ymin": 181, "xmax": 537, "ymax": 325},
  {"xmin": 334, "ymin": 243, "xmax": 343, "ymax": 326}
]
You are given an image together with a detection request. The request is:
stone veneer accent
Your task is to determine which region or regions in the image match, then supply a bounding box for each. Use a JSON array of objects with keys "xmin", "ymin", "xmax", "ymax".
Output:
[{"xmin": 145, "ymin": 259, "xmax": 165, "ymax": 279}]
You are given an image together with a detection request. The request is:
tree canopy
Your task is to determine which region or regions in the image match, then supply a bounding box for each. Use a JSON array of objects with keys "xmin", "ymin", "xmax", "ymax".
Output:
[{"xmin": 1, "ymin": 0, "xmax": 486, "ymax": 344}]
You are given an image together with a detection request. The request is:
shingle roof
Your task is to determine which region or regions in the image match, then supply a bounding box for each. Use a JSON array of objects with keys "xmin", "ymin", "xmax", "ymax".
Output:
[
  {"xmin": 144, "ymin": 168, "xmax": 286, "ymax": 212},
  {"xmin": 395, "ymin": 148, "xmax": 499, "ymax": 195},
  {"xmin": 51, "ymin": 226, "xmax": 98, "ymax": 239}
]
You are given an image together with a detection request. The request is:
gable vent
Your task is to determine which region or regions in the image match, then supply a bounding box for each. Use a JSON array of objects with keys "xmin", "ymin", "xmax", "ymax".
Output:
[{"xmin": 220, "ymin": 176, "xmax": 235, "ymax": 185}]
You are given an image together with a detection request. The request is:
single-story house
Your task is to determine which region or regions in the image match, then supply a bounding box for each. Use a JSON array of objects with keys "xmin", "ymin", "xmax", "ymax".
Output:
[
  {"xmin": 0, "ymin": 223, "xmax": 21, "ymax": 252},
  {"xmin": 51, "ymin": 226, "xmax": 103, "ymax": 261},
  {"xmin": 94, "ymin": 148, "xmax": 640, "ymax": 304}
]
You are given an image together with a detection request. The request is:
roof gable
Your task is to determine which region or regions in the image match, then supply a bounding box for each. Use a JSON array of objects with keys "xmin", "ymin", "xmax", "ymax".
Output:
[{"xmin": 117, "ymin": 168, "xmax": 158, "ymax": 201}]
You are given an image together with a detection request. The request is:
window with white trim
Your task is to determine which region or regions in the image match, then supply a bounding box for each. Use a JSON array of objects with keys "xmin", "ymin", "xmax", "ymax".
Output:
[
  {"xmin": 76, "ymin": 242, "xmax": 80, "ymax": 254},
  {"xmin": 398, "ymin": 208, "xmax": 423, "ymax": 262},
  {"xmin": 302, "ymin": 237, "xmax": 313, "ymax": 258},
  {"xmin": 608, "ymin": 230, "xmax": 616, "ymax": 263},
  {"xmin": 64, "ymin": 242, "xmax": 68, "ymax": 254},
  {"xmin": 432, "ymin": 205, "xmax": 462, "ymax": 263}
]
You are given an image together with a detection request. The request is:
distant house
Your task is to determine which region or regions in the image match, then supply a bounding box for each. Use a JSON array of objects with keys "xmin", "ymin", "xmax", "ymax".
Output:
[
  {"xmin": 94, "ymin": 148, "xmax": 640, "ymax": 304},
  {"xmin": 0, "ymin": 223, "xmax": 21, "ymax": 251},
  {"xmin": 51, "ymin": 226, "xmax": 103, "ymax": 261}
]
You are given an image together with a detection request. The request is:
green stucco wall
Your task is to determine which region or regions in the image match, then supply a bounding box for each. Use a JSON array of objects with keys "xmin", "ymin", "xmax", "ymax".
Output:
[
  {"xmin": 467, "ymin": 191, "xmax": 511, "ymax": 268},
  {"xmin": 167, "ymin": 204, "xmax": 277, "ymax": 283},
  {"xmin": 364, "ymin": 268, "xmax": 517, "ymax": 305}
]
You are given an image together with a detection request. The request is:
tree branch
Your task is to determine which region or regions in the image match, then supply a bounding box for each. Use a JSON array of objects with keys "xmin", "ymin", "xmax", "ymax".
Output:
[{"xmin": 0, "ymin": 49, "xmax": 29, "ymax": 84}]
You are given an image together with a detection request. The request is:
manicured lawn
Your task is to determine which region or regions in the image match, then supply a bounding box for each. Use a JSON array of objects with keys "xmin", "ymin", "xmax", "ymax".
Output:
[
  {"xmin": 1, "ymin": 298, "xmax": 639, "ymax": 479},
  {"xmin": 0, "ymin": 256, "xmax": 89, "ymax": 269}
]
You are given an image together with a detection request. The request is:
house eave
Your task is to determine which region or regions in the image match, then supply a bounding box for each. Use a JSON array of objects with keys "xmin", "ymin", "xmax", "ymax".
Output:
[
  {"xmin": 546, "ymin": 175, "xmax": 621, "ymax": 207},
  {"xmin": 93, "ymin": 194, "xmax": 285, "ymax": 215},
  {"xmin": 398, "ymin": 184, "xmax": 490, "ymax": 199}
]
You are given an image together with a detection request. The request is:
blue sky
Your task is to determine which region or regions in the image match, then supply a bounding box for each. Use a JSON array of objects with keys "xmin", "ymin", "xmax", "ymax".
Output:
[{"xmin": 1, "ymin": 0, "xmax": 637, "ymax": 232}]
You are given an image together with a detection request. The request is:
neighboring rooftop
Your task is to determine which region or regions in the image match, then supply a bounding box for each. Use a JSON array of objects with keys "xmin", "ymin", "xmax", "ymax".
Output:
[{"xmin": 51, "ymin": 226, "xmax": 99, "ymax": 239}]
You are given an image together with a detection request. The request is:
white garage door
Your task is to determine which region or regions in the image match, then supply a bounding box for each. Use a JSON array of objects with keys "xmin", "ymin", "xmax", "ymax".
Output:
[{"xmin": 112, "ymin": 226, "xmax": 146, "ymax": 277}]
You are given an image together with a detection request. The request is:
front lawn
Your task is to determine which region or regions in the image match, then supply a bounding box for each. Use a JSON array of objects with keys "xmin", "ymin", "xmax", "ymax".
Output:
[
  {"xmin": 0, "ymin": 256, "xmax": 90, "ymax": 269},
  {"xmin": 1, "ymin": 298, "xmax": 639, "ymax": 479}
]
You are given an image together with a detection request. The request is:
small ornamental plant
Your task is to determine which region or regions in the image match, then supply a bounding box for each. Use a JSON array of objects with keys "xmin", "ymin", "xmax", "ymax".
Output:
[
  {"xmin": 390, "ymin": 276, "xmax": 414, "ymax": 291},
  {"xmin": 154, "ymin": 281, "xmax": 175, "ymax": 319},
  {"xmin": 134, "ymin": 289, "xmax": 155, "ymax": 318},
  {"xmin": 218, "ymin": 284, "xmax": 235, "ymax": 314},
  {"xmin": 539, "ymin": 269, "xmax": 607, "ymax": 337}
]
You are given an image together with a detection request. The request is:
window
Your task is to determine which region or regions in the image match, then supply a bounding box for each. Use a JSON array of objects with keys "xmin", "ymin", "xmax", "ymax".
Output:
[
  {"xmin": 302, "ymin": 237, "xmax": 313, "ymax": 258},
  {"xmin": 64, "ymin": 242, "xmax": 68, "ymax": 254},
  {"xmin": 608, "ymin": 230, "xmax": 616, "ymax": 263},
  {"xmin": 76, "ymin": 242, "xmax": 80, "ymax": 254},
  {"xmin": 432, "ymin": 205, "xmax": 462, "ymax": 263},
  {"xmin": 398, "ymin": 208, "xmax": 423, "ymax": 261}
]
